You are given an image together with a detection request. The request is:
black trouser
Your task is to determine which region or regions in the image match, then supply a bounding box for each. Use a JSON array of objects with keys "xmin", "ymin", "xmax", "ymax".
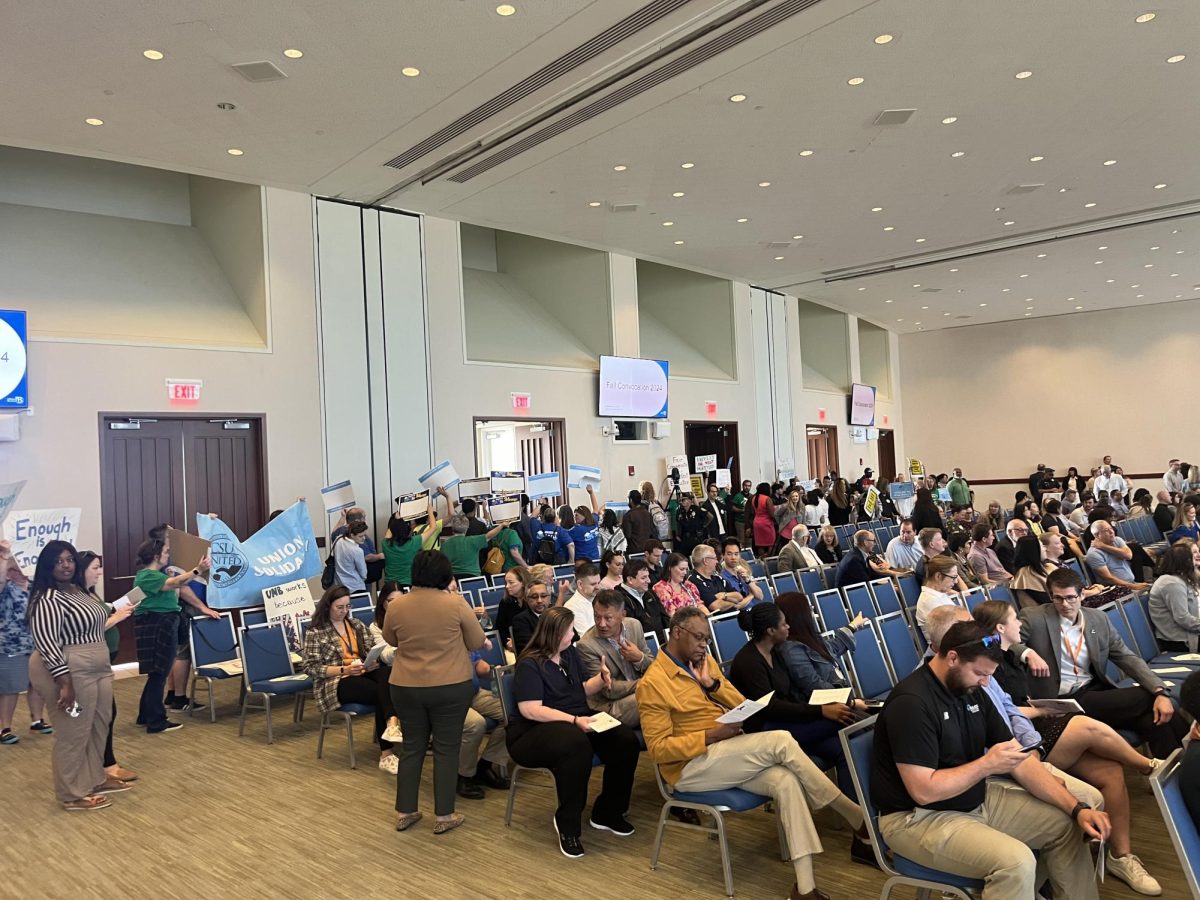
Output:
[
  {"xmin": 103, "ymin": 696, "xmax": 117, "ymax": 768},
  {"xmin": 1158, "ymin": 639, "xmax": 1189, "ymax": 653},
  {"xmin": 506, "ymin": 720, "xmax": 640, "ymax": 837},
  {"xmin": 336, "ymin": 666, "xmax": 397, "ymax": 750},
  {"xmin": 1074, "ymin": 681, "xmax": 1188, "ymax": 757},
  {"xmin": 390, "ymin": 680, "xmax": 474, "ymax": 816}
]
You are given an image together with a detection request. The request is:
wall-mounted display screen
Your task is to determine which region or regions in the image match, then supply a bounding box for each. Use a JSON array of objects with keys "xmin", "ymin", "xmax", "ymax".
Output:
[
  {"xmin": 848, "ymin": 382, "xmax": 875, "ymax": 426},
  {"xmin": 598, "ymin": 355, "xmax": 669, "ymax": 419}
]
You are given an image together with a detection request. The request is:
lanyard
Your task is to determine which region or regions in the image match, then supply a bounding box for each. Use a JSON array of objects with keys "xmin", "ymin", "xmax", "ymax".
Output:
[
  {"xmin": 1061, "ymin": 622, "xmax": 1086, "ymax": 676},
  {"xmin": 335, "ymin": 622, "xmax": 357, "ymax": 658}
]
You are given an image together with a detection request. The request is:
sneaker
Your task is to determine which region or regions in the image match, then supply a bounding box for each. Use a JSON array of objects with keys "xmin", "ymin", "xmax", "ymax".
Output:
[
  {"xmin": 169, "ymin": 699, "xmax": 206, "ymax": 712},
  {"xmin": 589, "ymin": 815, "xmax": 635, "ymax": 837},
  {"xmin": 29, "ymin": 719, "xmax": 53, "ymax": 735},
  {"xmin": 378, "ymin": 755, "xmax": 399, "ymax": 775},
  {"xmin": 552, "ymin": 816, "xmax": 585, "ymax": 859},
  {"xmin": 147, "ymin": 721, "xmax": 183, "ymax": 734},
  {"xmin": 0, "ymin": 729, "xmax": 18, "ymax": 745},
  {"xmin": 1106, "ymin": 852, "xmax": 1162, "ymax": 896},
  {"xmin": 382, "ymin": 722, "xmax": 404, "ymax": 743}
]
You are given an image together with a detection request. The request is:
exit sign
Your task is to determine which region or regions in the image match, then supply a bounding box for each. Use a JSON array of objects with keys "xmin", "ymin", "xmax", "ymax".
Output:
[
  {"xmin": 511, "ymin": 392, "xmax": 531, "ymax": 411},
  {"xmin": 167, "ymin": 379, "xmax": 202, "ymax": 403}
]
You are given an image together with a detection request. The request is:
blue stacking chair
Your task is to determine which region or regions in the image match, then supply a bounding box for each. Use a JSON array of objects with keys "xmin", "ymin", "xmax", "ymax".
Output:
[
  {"xmin": 1119, "ymin": 594, "xmax": 1197, "ymax": 668},
  {"xmin": 348, "ymin": 591, "xmax": 372, "ymax": 610},
  {"xmin": 240, "ymin": 607, "xmax": 268, "ymax": 628},
  {"xmin": 753, "ymin": 576, "xmax": 774, "ymax": 604},
  {"xmin": 644, "ymin": 632, "xmax": 661, "ymax": 658},
  {"xmin": 896, "ymin": 573, "xmax": 920, "ymax": 609},
  {"xmin": 841, "ymin": 718, "xmax": 985, "ymax": 899},
  {"xmin": 350, "ymin": 606, "xmax": 375, "ymax": 628},
  {"xmin": 985, "ymin": 583, "xmax": 1017, "ymax": 609},
  {"xmin": 710, "ymin": 612, "xmax": 750, "ymax": 670},
  {"xmin": 478, "ymin": 629, "xmax": 505, "ymax": 669},
  {"xmin": 317, "ymin": 700, "xmax": 374, "ymax": 769},
  {"xmin": 1100, "ymin": 602, "xmax": 1139, "ymax": 688},
  {"xmin": 842, "ymin": 582, "xmax": 877, "ymax": 621},
  {"xmin": 237, "ymin": 623, "xmax": 313, "ymax": 743},
  {"xmin": 794, "ymin": 569, "xmax": 821, "ymax": 597},
  {"xmin": 188, "ymin": 613, "xmax": 240, "ymax": 723},
  {"xmin": 876, "ymin": 611, "xmax": 921, "ymax": 682},
  {"xmin": 962, "ymin": 586, "xmax": 988, "ymax": 613},
  {"xmin": 496, "ymin": 665, "xmax": 601, "ymax": 827},
  {"xmin": 1063, "ymin": 558, "xmax": 1089, "ymax": 585},
  {"xmin": 297, "ymin": 616, "xmax": 311, "ymax": 642},
  {"xmin": 773, "ymin": 571, "xmax": 801, "ymax": 596},
  {"xmin": 819, "ymin": 564, "xmax": 839, "ymax": 588},
  {"xmin": 814, "ymin": 588, "xmax": 850, "ymax": 631},
  {"xmin": 845, "ymin": 620, "xmax": 895, "ymax": 701},
  {"xmin": 748, "ymin": 559, "xmax": 766, "ymax": 579},
  {"xmin": 870, "ymin": 578, "xmax": 903, "ymax": 616},
  {"xmin": 553, "ymin": 564, "xmax": 575, "ymax": 581},
  {"xmin": 476, "ymin": 584, "xmax": 507, "ymax": 618},
  {"xmin": 765, "ymin": 556, "xmax": 781, "ymax": 576},
  {"xmin": 1150, "ymin": 749, "xmax": 1200, "ymax": 899},
  {"xmin": 835, "ymin": 524, "xmax": 855, "ymax": 550},
  {"xmin": 649, "ymin": 763, "xmax": 787, "ymax": 898},
  {"xmin": 739, "ymin": 548, "xmax": 755, "ymax": 562},
  {"xmin": 458, "ymin": 575, "xmax": 488, "ymax": 598}
]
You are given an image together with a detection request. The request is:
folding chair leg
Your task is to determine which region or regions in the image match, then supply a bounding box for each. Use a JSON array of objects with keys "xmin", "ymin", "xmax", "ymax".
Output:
[
  {"xmin": 238, "ymin": 694, "xmax": 249, "ymax": 737},
  {"xmin": 264, "ymin": 695, "xmax": 274, "ymax": 744},
  {"xmin": 346, "ymin": 714, "xmax": 356, "ymax": 769},
  {"xmin": 187, "ymin": 673, "xmax": 197, "ymax": 718},
  {"xmin": 504, "ymin": 768, "xmax": 520, "ymax": 826},
  {"xmin": 712, "ymin": 810, "xmax": 734, "ymax": 898},
  {"xmin": 207, "ymin": 680, "xmax": 216, "ymax": 724},
  {"xmin": 649, "ymin": 804, "xmax": 672, "ymax": 870},
  {"xmin": 317, "ymin": 712, "xmax": 328, "ymax": 759}
]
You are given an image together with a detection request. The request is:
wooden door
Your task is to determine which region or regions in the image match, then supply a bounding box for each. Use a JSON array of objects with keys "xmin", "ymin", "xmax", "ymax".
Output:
[
  {"xmin": 806, "ymin": 425, "xmax": 839, "ymax": 481},
  {"xmin": 182, "ymin": 419, "xmax": 266, "ymax": 541},
  {"xmin": 877, "ymin": 430, "xmax": 897, "ymax": 483},
  {"xmin": 683, "ymin": 422, "xmax": 740, "ymax": 489}
]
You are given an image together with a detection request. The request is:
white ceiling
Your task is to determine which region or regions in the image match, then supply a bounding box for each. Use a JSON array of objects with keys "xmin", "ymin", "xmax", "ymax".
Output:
[{"xmin": 2, "ymin": 0, "xmax": 1198, "ymax": 331}]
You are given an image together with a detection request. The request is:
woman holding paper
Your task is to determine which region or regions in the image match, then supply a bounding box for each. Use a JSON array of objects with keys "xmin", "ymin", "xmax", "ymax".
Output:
[
  {"xmin": 507, "ymin": 606, "xmax": 639, "ymax": 859},
  {"xmin": 727, "ymin": 603, "xmax": 861, "ymax": 806},
  {"xmin": 0, "ymin": 539, "xmax": 51, "ymax": 745},
  {"xmin": 302, "ymin": 585, "xmax": 398, "ymax": 773},
  {"xmin": 776, "ymin": 591, "xmax": 869, "ymax": 711}
]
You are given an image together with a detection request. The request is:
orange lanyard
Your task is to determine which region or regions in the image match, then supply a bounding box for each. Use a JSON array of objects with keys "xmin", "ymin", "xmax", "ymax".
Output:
[{"xmin": 1061, "ymin": 623, "xmax": 1085, "ymax": 675}]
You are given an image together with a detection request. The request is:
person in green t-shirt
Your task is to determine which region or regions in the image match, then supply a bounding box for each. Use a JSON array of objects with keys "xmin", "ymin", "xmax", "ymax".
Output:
[
  {"xmin": 440, "ymin": 513, "xmax": 504, "ymax": 578},
  {"xmin": 382, "ymin": 502, "xmax": 443, "ymax": 586},
  {"xmin": 730, "ymin": 479, "xmax": 752, "ymax": 546},
  {"xmin": 490, "ymin": 523, "xmax": 526, "ymax": 572}
]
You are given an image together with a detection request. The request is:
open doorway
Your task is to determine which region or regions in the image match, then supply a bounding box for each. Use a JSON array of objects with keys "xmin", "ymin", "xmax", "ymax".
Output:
[
  {"xmin": 683, "ymin": 422, "xmax": 740, "ymax": 489},
  {"xmin": 473, "ymin": 418, "xmax": 567, "ymax": 503},
  {"xmin": 876, "ymin": 430, "xmax": 897, "ymax": 483},
  {"xmin": 806, "ymin": 425, "xmax": 840, "ymax": 482}
]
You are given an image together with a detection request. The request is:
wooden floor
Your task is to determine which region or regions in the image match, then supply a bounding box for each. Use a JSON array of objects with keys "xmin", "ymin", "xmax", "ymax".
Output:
[{"xmin": 0, "ymin": 676, "xmax": 1189, "ymax": 900}]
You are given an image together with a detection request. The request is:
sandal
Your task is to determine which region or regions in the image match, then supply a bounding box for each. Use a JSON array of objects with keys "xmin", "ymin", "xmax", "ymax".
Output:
[
  {"xmin": 0, "ymin": 729, "xmax": 18, "ymax": 745},
  {"xmin": 395, "ymin": 812, "xmax": 423, "ymax": 832},
  {"xmin": 107, "ymin": 766, "xmax": 138, "ymax": 782},
  {"xmin": 433, "ymin": 813, "xmax": 465, "ymax": 835},
  {"xmin": 63, "ymin": 795, "xmax": 111, "ymax": 812}
]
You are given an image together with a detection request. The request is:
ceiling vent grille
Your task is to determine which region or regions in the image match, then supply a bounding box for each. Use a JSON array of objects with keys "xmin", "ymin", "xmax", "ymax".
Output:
[
  {"xmin": 447, "ymin": 0, "xmax": 826, "ymax": 183},
  {"xmin": 609, "ymin": 203, "xmax": 640, "ymax": 212},
  {"xmin": 873, "ymin": 108, "xmax": 916, "ymax": 126},
  {"xmin": 1006, "ymin": 183, "xmax": 1045, "ymax": 195},
  {"xmin": 384, "ymin": 0, "xmax": 695, "ymax": 171},
  {"xmin": 919, "ymin": 287, "xmax": 942, "ymax": 293},
  {"xmin": 231, "ymin": 61, "xmax": 287, "ymax": 82}
]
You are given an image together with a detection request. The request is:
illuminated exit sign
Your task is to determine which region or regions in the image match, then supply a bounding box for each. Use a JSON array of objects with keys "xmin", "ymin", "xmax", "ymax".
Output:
[
  {"xmin": 511, "ymin": 392, "xmax": 531, "ymax": 411},
  {"xmin": 167, "ymin": 379, "xmax": 203, "ymax": 403}
]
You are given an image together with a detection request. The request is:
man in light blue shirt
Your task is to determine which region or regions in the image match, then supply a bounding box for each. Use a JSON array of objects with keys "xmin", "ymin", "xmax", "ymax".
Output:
[
  {"xmin": 1085, "ymin": 520, "xmax": 1148, "ymax": 589},
  {"xmin": 884, "ymin": 519, "xmax": 923, "ymax": 571}
]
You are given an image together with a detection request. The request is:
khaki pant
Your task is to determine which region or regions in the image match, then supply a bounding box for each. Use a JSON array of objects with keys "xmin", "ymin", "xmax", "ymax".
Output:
[
  {"xmin": 28, "ymin": 644, "xmax": 113, "ymax": 803},
  {"xmin": 878, "ymin": 779, "xmax": 1099, "ymax": 900},
  {"xmin": 459, "ymin": 688, "xmax": 508, "ymax": 776},
  {"xmin": 673, "ymin": 730, "xmax": 843, "ymax": 860},
  {"xmin": 593, "ymin": 692, "xmax": 641, "ymax": 728}
]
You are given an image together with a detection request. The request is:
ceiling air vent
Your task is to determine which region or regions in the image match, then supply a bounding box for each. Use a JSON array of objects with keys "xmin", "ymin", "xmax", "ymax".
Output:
[
  {"xmin": 1005, "ymin": 183, "xmax": 1044, "ymax": 195},
  {"xmin": 609, "ymin": 203, "xmax": 639, "ymax": 213},
  {"xmin": 919, "ymin": 287, "xmax": 941, "ymax": 293},
  {"xmin": 231, "ymin": 61, "xmax": 288, "ymax": 83},
  {"xmin": 766, "ymin": 241, "xmax": 791, "ymax": 249},
  {"xmin": 873, "ymin": 108, "xmax": 916, "ymax": 126}
]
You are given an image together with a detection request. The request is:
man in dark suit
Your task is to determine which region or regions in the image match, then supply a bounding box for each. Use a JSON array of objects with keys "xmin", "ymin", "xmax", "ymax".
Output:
[
  {"xmin": 509, "ymin": 579, "xmax": 552, "ymax": 656},
  {"xmin": 1014, "ymin": 567, "xmax": 1187, "ymax": 757},
  {"xmin": 702, "ymin": 483, "xmax": 729, "ymax": 540},
  {"xmin": 616, "ymin": 559, "xmax": 669, "ymax": 640},
  {"xmin": 1153, "ymin": 491, "xmax": 1177, "ymax": 537},
  {"xmin": 993, "ymin": 518, "xmax": 1030, "ymax": 575},
  {"xmin": 834, "ymin": 529, "xmax": 874, "ymax": 588}
]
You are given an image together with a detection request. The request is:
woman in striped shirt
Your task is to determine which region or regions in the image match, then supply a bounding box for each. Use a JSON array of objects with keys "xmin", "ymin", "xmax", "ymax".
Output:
[{"xmin": 27, "ymin": 540, "xmax": 132, "ymax": 811}]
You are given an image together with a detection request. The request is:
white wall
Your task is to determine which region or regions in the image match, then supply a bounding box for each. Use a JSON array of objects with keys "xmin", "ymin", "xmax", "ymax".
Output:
[
  {"xmin": 899, "ymin": 302, "xmax": 1199, "ymax": 483},
  {"xmin": 0, "ymin": 187, "xmax": 324, "ymax": 550}
]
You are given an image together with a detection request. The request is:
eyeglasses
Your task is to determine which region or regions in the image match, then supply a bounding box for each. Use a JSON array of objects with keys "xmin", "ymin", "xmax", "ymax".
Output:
[
  {"xmin": 698, "ymin": 555, "xmax": 717, "ymax": 563},
  {"xmin": 677, "ymin": 625, "xmax": 712, "ymax": 645},
  {"xmin": 1050, "ymin": 593, "xmax": 1081, "ymax": 604},
  {"xmin": 947, "ymin": 633, "xmax": 1002, "ymax": 654}
]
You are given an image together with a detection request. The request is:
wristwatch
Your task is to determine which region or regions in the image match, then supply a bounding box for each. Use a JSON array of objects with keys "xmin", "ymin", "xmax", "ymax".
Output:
[
  {"xmin": 703, "ymin": 678, "xmax": 721, "ymax": 694},
  {"xmin": 1070, "ymin": 801, "xmax": 1090, "ymax": 822}
]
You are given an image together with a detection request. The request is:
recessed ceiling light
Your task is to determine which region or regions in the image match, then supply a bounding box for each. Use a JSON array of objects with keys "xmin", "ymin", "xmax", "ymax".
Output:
[
  {"xmin": 1131, "ymin": 284, "xmax": 1140, "ymax": 288},
  {"xmin": 283, "ymin": 48, "xmax": 304, "ymax": 59},
  {"xmin": 1167, "ymin": 54, "xmax": 1186, "ymax": 63},
  {"xmin": 1144, "ymin": 263, "xmax": 1154, "ymax": 268},
  {"xmin": 799, "ymin": 149, "xmax": 814, "ymax": 157},
  {"xmin": 949, "ymin": 267, "xmax": 959, "ymax": 272},
  {"xmin": 1098, "ymin": 246, "xmax": 1108, "ymax": 250},
  {"xmin": 912, "ymin": 283, "xmax": 922, "ymax": 288},
  {"xmin": 1075, "ymin": 305, "xmax": 1084, "ymax": 310},
  {"xmin": 1094, "ymin": 260, "xmax": 1103, "ymax": 265},
  {"xmin": 950, "ymin": 151, "xmax": 965, "ymax": 158},
  {"xmin": 792, "ymin": 234, "xmax": 803, "ymax": 240},
  {"xmin": 979, "ymin": 303, "xmax": 988, "ymax": 307},
  {"xmin": 1172, "ymin": 273, "xmax": 1181, "ymax": 277},
  {"xmin": 401, "ymin": 66, "xmax": 421, "ymax": 77},
  {"xmin": 1058, "ymin": 187, "xmax": 1069, "ymax": 193},
  {"xmin": 1177, "ymin": 250, "xmax": 1185, "ymax": 254},
  {"xmin": 680, "ymin": 162, "xmax": 695, "ymax": 169},
  {"xmin": 662, "ymin": 221, "xmax": 674, "ymax": 227},
  {"xmin": 921, "ymin": 305, "xmax": 929, "ymax": 310},
  {"xmin": 672, "ymin": 191, "xmax": 684, "ymax": 198},
  {"xmin": 885, "ymin": 299, "xmax": 894, "ymax": 304},
  {"xmin": 1003, "ymin": 221, "xmax": 1015, "ymax": 226},
  {"xmin": 883, "ymin": 225, "xmax": 894, "ymax": 231},
  {"xmin": 1136, "ymin": 294, "xmax": 1145, "ymax": 298},
  {"xmin": 84, "ymin": 117, "xmax": 104, "ymax": 126},
  {"xmin": 1036, "ymin": 253, "xmax": 1047, "ymax": 258},
  {"xmin": 143, "ymin": 49, "xmax": 165, "ymax": 60},
  {"xmin": 847, "ymin": 77, "xmax": 865, "ymax": 85},
  {"xmin": 915, "ymin": 238, "xmax": 926, "ymax": 243},
  {"xmin": 758, "ymin": 181, "xmax": 771, "ymax": 187},
  {"xmin": 874, "ymin": 33, "xmax": 894, "ymax": 44},
  {"xmin": 1019, "ymin": 273, "xmax": 1029, "ymax": 278},
  {"xmin": 941, "ymin": 116, "xmax": 958, "ymax": 124},
  {"xmin": 613, "ymin": 164, "xmax": 627, "ymax": 171},
  {"xmin": 1135, "ymin": 12, "xmax": 1156, "ymax": 23},
  {"xmin": 496, "ymin": 3, "xmax": 517, "ymax": 15},
  {"xmin": 1151, "ymin": 245, "xmax": 1161, "ymax": 250},
  {"xmin": 1106, "ymin": 279, "xmax": 1115, "ymax": 283},
  {"xmin": 1024, "ymin": 312, "xmax": 1032, "ymax": 317},
  {"xmin": 943, "ymin": 312, "xmax": 951, "ymax": 316},
  {"xmin": 674, "ymin": 240, "xmax": 684, "ymax": 245},
  {"xmin": 736, "ymin": 217, "xmax": 748, "ymax": 223},
  {"xmin": 588, "ymin": 201, "xmax": 601, "ymax": 207},
  {"xmin": 1001, "ymin": 288, "xmax": 1012, "ymax": 292},
  {"xmin": 1154, "ymin": 183, "xmax": 1168, "ymax": 189},
  {"xmin": 857, "ymin": 287, "xmax": 867, "ymax": 291},
  {"xmin": 729, "ymin": 94, "xmax": 747, "ymax": 103},
  {"xmin": 773, "ymin": 256, "xmax": 785, "ymax": 261},
  {"xmin": 1103, "ymin": 159, "xmax": 1117, "ymax": 166},
  {"xmin": 1029, "ymin": 155, "xmax": 1044, "ymax": 162},
  {"xmin": 896, "ymin": 317, "xmax": 903, "ymax": 321},
  {"xmin": 871, "ymin": 206, "xmax": 883, "ymax": 212},
  {"xmin": 1015, "ymin": 70, "xmax": 1033, "ymax": 79},
  {"xmin": 227, "ymin": 148, "xmax": 244, "ymax": 156},
  {"xmin": 1084, "ymin": 202, "xmax": 1097, "ymax": 208}
]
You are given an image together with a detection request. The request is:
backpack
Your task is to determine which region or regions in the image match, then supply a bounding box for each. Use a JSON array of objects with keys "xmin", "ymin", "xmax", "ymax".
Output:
[
  {"xmin": 649, "ymin": 501, "xmax": 669, "ymax": 540},
  {"xmin": 535, "ymin": 527, "xmax": 558, "ymax": 564},
  {"xmin": 482, "ymin": 529, "xmax": 508, "ymax": 576},
  {"xmin": 320, "ymin": 535, "xmax": 344, "ymax": 589}
]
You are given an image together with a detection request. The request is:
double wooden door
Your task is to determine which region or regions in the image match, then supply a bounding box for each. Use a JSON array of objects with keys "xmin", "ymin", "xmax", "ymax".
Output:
[{"xmin": 98, "ymin": 415, "xmax": 266, "ymax": 661}]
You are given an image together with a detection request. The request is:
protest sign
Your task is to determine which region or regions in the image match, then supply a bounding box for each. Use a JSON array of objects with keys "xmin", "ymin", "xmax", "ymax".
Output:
[{"xmin": 3, "ymin": 508, "xmax": 81, "ymax": 575}]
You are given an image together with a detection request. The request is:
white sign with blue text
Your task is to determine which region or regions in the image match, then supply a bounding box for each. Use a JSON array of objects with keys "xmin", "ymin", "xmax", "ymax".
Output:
[{"xmin": 3, "ymin": 508, "xmax": 82, "ymax": 575}]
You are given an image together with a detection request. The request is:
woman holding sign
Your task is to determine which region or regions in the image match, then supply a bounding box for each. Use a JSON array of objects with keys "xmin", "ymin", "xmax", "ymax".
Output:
[{"xmin": 302, "ymin": 586, "xmax": 398, "ymax": 774}]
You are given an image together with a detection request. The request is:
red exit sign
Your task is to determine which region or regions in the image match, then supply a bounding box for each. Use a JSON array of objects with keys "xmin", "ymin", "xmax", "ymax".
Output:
[
  {"xmin": 167, "ymin": 379, "xmax": 202, "ymax": 403},
  {"xmin": 511, "ymin": 392, "xmax": 531, "ymax": 411}
]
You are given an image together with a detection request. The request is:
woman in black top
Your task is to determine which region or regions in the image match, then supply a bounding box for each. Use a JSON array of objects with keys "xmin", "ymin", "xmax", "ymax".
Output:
[
  {"xmin": 826, "ymin": 479, "xmax": 852, "ymax": 526},
  {"xmin": 909, "ymin": 487, "xmax": 945, "ymax": 536},
  {"xmin": 494, "ymin": 566, "xmax": 530, "ymax": 647},
  {"xmin": 814, "ymin": 526, "xmax": 843, "ymax": 565},
  {"xmin": 506, "ymin": 607, "xmax": 640, "ymax": 859},
  {"xmin": 727, "ymin": 603, "xmax": 857, "ymax": 799}
]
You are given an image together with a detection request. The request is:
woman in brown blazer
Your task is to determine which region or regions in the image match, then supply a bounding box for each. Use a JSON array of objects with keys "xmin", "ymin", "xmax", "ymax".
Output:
[{"xmin": 384, "ymin": 550, "xmax": 487, "ymax": 835}]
